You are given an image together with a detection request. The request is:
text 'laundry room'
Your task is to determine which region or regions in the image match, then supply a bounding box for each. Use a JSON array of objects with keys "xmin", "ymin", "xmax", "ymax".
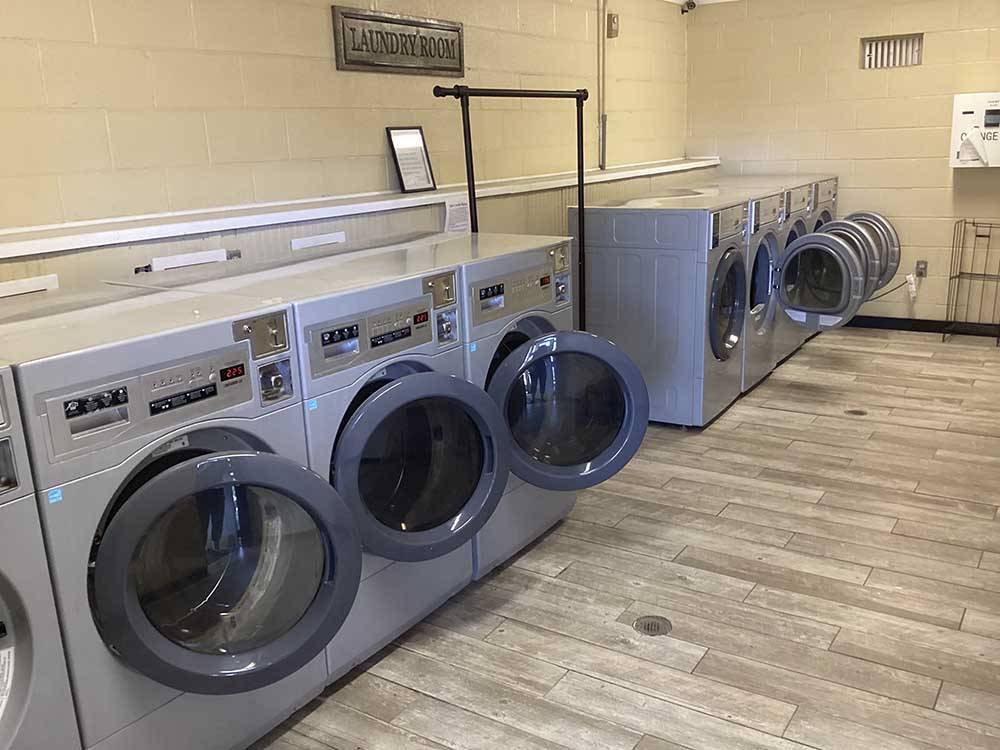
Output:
[{"xmin": 1, "ymin": 2, "xmax": 999, "ymax": 750}]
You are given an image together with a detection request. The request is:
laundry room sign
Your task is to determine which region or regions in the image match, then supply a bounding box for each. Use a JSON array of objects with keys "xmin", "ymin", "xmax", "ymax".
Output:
[{"xmin": 332, "ymin": 6, "xmax": 464, "ymax": 77}]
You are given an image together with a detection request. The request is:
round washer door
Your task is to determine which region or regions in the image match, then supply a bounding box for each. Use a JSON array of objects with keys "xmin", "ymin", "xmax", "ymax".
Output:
[
  {"xmin": 848, "ymin": 211, "xmax": 900, "ymax": 290},
  {"xmin": 823, "ymin": 219, "xmax": 880, "ymax": 300},
  {"xmin": 748, "ymin": 235, "xmax": 778, "ymax": 336},
  {"xmin": 779, "ymin": 233, "xmax": 867, "ymax": 330},
  {"xmin": 91, "ymin": 451, "xmax": 363, "ymax": 695},
  {"xmin": 487, "ymin": 330, "xmax": 649, "ymax": 492},
  {"xmin": 710, "ymin": 247, "xmax": 747, "ymax": 360},
  {"xmin": 332, "ymin": 371, "xmax": 510, "ymax": 562}
]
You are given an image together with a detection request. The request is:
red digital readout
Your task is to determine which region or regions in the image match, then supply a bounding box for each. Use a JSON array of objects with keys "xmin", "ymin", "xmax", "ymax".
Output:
[
  {"xmin": 220, "ymin": 364, "xmax": 246, "ymax": 382},
  {"xmin": 414, "ymin": 311, "xmax": 430, "ymax": 325},
  {"xmin": 540, "ymin": 275, "xmax": 552, "ymax": 287}
]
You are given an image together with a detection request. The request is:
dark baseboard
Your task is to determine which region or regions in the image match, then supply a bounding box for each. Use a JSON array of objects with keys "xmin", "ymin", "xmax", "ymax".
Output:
[{"xmin": 847, "ymin": 316, "xmax": 1000, "ymax": 339}]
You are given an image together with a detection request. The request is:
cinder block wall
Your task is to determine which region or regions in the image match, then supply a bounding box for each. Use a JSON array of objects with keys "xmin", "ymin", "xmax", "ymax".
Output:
[
  {"xmin": 686, "ymin": 0, "xmax": 1000, "ymax": 321},
  {"xmin": 0, "ymin": 0, "xmax": 686, "ymax": 230}
]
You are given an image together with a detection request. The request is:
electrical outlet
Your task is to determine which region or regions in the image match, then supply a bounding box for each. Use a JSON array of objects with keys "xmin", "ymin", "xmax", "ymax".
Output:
[
  {"xmin": 607, "ymin": 13, "xmax": 620, "ymax": 38},
  {"xmin": 915, "ymin": 260, "xmax": 928, "ymax": 278}
]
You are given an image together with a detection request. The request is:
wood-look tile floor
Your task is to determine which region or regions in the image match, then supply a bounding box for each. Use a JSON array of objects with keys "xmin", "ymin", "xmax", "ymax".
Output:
[{"xmin": 255, "ymin": 329, "xmax": 1000, "ymax": 750}]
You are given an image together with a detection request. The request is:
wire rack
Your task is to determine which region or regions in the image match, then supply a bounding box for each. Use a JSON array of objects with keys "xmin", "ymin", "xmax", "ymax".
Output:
[{"xmin": 944, "ymin": 219, "xmax": 1000, "ymax": 345}]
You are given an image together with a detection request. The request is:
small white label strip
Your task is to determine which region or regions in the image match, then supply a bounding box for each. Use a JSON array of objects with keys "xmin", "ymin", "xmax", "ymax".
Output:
[
  {"xmin": 290, "ymin": 231, "xmax": 347, "ymax": 252},
  {"xmin": 0, "ymin": 273, "xmax": 59, "ymax": 300},
  {"xmin": 150, "ymin": 249, "xmax": 230, "ymax": 273},
  {"xmin": 0, "ymin": 646, "xmax": 13, "ymax": 722}
]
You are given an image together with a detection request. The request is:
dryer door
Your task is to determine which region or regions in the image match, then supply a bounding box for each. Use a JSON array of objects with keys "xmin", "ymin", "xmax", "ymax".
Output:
[
  {"xmin": 778, "ymin": 233, "xmax": 867, "ymax": 330},
  {"xmin": 487, "ymin": 330, "xmax": 649, "ymax": 492},
  {"xmin": 331, "ymin": 372, "xmax": 510, "ymax": 562},
  {"xmin": 847, "ymin": 211, "xmax": 901, "ymax": 290},
  {"xmin": 747, "ymin": 233, "xmax": 778, "ymax": 337},
  {"xmin": 709, "ymin": 247, "xmax": 747, "ymax": 361},
  {"xmin": 90, "ymin": 450, "xmax": 363, "ymax": 696}
]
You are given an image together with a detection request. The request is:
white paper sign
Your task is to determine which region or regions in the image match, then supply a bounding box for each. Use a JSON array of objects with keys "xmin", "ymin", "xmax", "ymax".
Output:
[
  {"xmin": 0, "ymin": 647, "xmax": 14, "ymax": 723},
  {"xmin": 445, "ymin": 196, "xmax": 471, "ymax": 234}
]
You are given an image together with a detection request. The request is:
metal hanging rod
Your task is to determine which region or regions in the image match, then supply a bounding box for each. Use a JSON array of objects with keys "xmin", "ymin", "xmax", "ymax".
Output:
[{"xmin": 432, "ymin": 84, "xmax": 590, "ymax": 328}]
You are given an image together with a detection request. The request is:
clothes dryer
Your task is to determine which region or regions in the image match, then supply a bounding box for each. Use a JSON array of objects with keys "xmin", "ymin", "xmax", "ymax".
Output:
[
  {"xmin": 456, "ymin": 234, "xmax": 649, "ymax": 578},
  {"xmin": 3, "ymin": 292, "xmax": 365, "ymax": 750},
  {"xmin": 0, "ymin": 363, "xmax": 81, "ymax": 750},
  {"xmin": 578, "ymin": 193, "xmax": 749, "ymax": 426}
]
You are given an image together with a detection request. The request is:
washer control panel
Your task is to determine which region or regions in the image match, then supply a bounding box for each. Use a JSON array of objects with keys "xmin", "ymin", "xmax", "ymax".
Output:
[
  {"xmin": 783, "ymin": 186, "xmax": 811, "ymax": 217},
  {"xmin": 472, "ymin": 262, "xmax": 555, "ymax": 327},
  {"xmin": 711, "ymin": 204, "xmax": 748, "ymax": 248},
  {"xmin": 814, "ymin": 179, "xmax": 837, "ymax": 205},
  {"xmin": 43, "ymin": 345, "xmax": 253, "ymax": 460},
  {"xmin": 753, "ymin": 194, "xmax": 783, "ymax": 232},
  {"xmin": 306, "ymin": 296, "xmax": 439, "ymax": 379}
]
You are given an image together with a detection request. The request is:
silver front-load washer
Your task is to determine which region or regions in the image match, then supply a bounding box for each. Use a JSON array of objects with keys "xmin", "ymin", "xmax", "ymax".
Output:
[
  {"xmin": 578, "ymin": 192, "xmax": 748, "ymax": 426},
  {"xmin": 456, "ymin": 233, "xmax": 649, "ymax": 578},
  {"xmin": 2, "ymin": 291, "xmax": 365, "ymax": 750},
  {"xmin": 0, "ymin": 363, "xmax": 81, "ymax": 750}
]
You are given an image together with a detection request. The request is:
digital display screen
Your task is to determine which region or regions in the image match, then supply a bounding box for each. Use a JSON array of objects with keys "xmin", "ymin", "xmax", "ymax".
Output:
[
  {"xmin": 371, "ymin": 327, "xmax": 411, "ymax": 348},
  {"xmin": 540, "ymin": 275, "xmax": 552, "ymax": 287},
  {"xmin": 220, "ymin": 364, "xmax": 246, "ymax": 382},
  {"xmin": 986, "ymin": 109, "xmax": 1000, "ymax": 128},
  {"xmin": 414, "ymin": 311, "xmax": 430, "ymax": 325}
]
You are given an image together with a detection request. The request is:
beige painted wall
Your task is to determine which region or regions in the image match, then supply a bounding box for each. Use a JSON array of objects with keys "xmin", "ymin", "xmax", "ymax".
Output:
[
  {"xmin": 686, "ymin": 0, "xmax": 1000, "ymax": 321},
  {"xmin": 0, "ymin": 0, "xmax": 686, "ymax": 230}
]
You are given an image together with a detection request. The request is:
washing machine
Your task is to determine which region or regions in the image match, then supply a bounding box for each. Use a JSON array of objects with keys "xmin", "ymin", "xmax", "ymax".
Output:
[
  {"xmin": 454, "ymin": 234, "xmax": 649, "ymax": 578},
  {"xmin": 2, "ymin": 291, "xmax": 367, "ymax": 750},
  {"xmin": 292, "ymin": 265, "xmax": 510, "ymax": 681},
  {"xmin": 578, "ymin": 192, "xmax": 749, "ymax": 426},
  {"xmin": 0, "ymin": 363, "xmax": 81, "ymax": 750},
  {"xmin": 742, "ymin": 190, "xmax": 784, "ymax": 391},
  {"xmin": 140, "ymin": 242, "xmax": 513, "ymax": 683}
]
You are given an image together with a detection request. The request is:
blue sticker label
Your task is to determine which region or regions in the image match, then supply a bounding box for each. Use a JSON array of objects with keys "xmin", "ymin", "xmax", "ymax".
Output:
[
  {"xmin": 470, "ymin": 342, "xmax": 478, "ymax": 352},
  {"xmin": 307, "ymin": 399, "xmax": 318, "ymax": 411},
  {"xmin": 47, "ymin": 488, "xmax": 63, "ymax": 504}
]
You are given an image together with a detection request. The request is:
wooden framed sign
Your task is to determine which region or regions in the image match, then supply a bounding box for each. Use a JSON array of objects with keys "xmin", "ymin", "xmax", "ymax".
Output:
[
  {"xmin": 386, "ymin": 127, "xmax": 437, "ymax": 193},
  {"xmin": 332, "ymin": 6, "xmax": 464, "ymax": 77}
]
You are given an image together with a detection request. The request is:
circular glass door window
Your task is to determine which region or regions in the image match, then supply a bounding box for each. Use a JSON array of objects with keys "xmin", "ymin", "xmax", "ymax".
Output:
[
  {"xmin": 357, "ymin": 397, "xmax": 485, "ymax": 533},
  {"xmin": 710, "ymin": 250, "xmax": 747, "ymax": 361},
  {"xmin": 506, "ymin": 351, "xmax": 626, "ymax": 468},
  {"xmin": 131, "ymin": 485, "xmax": 326, "ymax": 655},
  {"xmin": 785, "ymin": 247, "xmax": 845, "ymax": 311},
  {"xmin": 749, "ymin": 241, "xmax": 774, "ymax": 332}
]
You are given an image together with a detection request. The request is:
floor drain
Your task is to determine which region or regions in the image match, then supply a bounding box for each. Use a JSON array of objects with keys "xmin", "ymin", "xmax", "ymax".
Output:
[
  {"xmin": 633, "ymin": 615, "xmax": 673, "ymax": 637},
  {"xmin": 844, "ymin": 409, "xmax": 868, "ymax": 417}
]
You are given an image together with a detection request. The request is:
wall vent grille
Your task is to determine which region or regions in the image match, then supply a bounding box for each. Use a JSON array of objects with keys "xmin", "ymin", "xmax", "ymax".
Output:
[{"xmin": 862, "ymin": 34, "xmax": 923, "ymax": 69}]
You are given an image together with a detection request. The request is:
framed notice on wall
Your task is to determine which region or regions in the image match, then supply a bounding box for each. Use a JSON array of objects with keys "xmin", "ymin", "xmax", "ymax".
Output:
[{"xmin": 386, "ymin": 127, "xmax": 437, "ymax": 193}]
